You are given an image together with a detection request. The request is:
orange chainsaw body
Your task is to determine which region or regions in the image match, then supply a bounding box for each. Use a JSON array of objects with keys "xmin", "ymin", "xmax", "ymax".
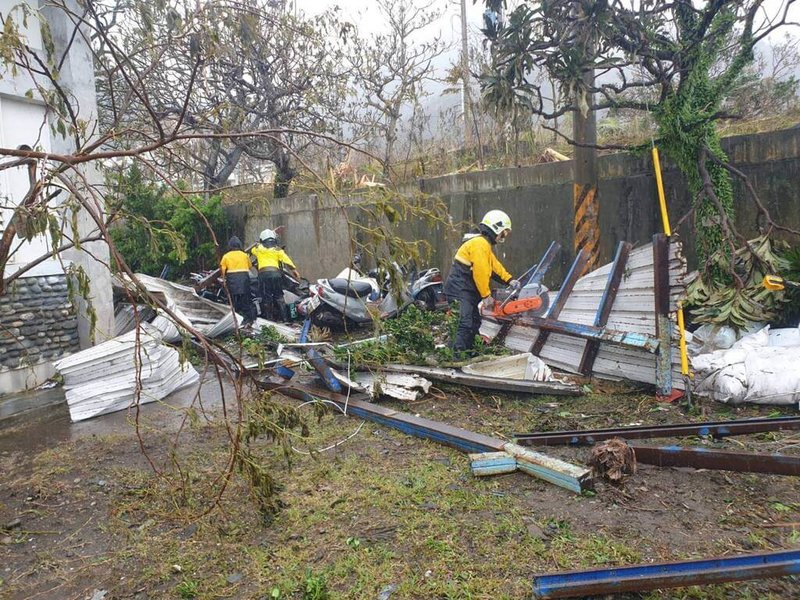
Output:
[{"xmin": 492, "ymin": 295, "xmax": 543, "ymax": 318}]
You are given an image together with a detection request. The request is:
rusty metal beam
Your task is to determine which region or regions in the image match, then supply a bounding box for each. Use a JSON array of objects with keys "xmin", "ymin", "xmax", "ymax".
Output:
[
  {"xmin": 578, "ymin": 241, "xmax": 632, "ymax": 374},
  {"xmin": 514, "ymin": 416, "xmax": 800, "ymax": 447},
  {"xmin": 531, "ymin": 249, "xmax": 588, "ymax": 355},
  {"xmin": 532, "ymin": 549, "xmax": 800, "ymax": 598},
  {"xmin": 653, "ymin": 233, "xmax": 673, "ymax": 395},
  {"xmin": 631, "ymin": 444, "xmax": 800, "ymax": 476}
]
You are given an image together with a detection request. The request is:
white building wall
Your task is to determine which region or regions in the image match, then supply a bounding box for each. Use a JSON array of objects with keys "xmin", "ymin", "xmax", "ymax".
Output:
[{"xmin": 0, "ymin": 0, "xmax": 114, "ymax": 395}]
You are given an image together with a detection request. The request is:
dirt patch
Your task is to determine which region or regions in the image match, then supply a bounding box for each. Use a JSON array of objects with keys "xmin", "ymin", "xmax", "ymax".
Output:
[{"xmin": 1, "ymin": 382, "xmax": 799, "ymax": 599}]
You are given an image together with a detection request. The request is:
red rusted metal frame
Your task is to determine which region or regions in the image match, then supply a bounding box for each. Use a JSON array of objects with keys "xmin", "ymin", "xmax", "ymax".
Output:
[
  {"xmin": 513, "ymin": 416, "xmax": 800, "ymax": 447},
  {"xmin": 530, "ymin": 249, "xmax": 588, "ymax": 355},
  {"xmin": 631, "ymin": 444, "xmax": 800, "ymax": 476},
  {"xmin": 577, "ymin": 241, "xmax": 632, "ymax": 374}
]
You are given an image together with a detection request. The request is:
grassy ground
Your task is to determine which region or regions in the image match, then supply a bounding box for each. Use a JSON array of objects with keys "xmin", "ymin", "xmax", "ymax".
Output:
[{"xmin": 1, "ymin": 380, "xmax": 799, "ymax": 600}]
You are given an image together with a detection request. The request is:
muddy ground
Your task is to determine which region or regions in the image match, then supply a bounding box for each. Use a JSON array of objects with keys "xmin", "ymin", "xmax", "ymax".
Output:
[{"xmin": 1, "ymin": 377, "xmax": 799, "ymax": 600}]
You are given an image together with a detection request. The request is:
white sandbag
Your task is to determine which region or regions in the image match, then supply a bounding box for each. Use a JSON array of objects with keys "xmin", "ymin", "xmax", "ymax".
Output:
[
  {"xmin": 688, "ymin": 324, "xmax": 738, "ymax": 355},
  {"xmin": 692, "ymin": 325, "xmax": 800, "ymax": 405},
  {"xmin": 731, "ymin": 325, "xmax": 769, "ymax": 350},
  {"xmin": 711, "ymin": 363, "xmax": 748, "ymax": 404},
  {"xmin": 769, "ymin": 326, "xmax": 800, "ymax": 347},
  {"xmin": 742, "ymin": 348, "xmax": 800, "ymax": 405}
]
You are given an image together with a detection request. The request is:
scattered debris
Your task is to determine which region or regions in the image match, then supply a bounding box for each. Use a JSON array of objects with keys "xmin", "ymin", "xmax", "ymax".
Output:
[
  {"xmin": 352, "ymin": 371, "xmax": 432, "ymax": 401},
  {"xmin": 377, "ymin": 583, "xmax": 398, "ymax": 600},
  {"xmin": 539, "ymin": 147, "xmax": 570, "ymax": 162},
  {"xmin": 382, "ymin": 363, "xmax": 581, "ymax": 396},
  {"xmin": 258, "ymin": 376, "xmax": 593, "ymax": 493},
  {"xmin": 531, "ymin": 549, "xmax": 800, "ymax": 599},
  {"xmin": 587, "ymin": 438, "xmax": 636, "ymax": 482},
  {"xmin": 461, "ymin": 352, "xmax": 553, "ymax": 382},
  {"xmin": 54, "ymin": 324, "xmax": 199, "ymax": 422},
  {"xmin": 114, "ymin": 273, "xmax": 297, "ymax": 341}
]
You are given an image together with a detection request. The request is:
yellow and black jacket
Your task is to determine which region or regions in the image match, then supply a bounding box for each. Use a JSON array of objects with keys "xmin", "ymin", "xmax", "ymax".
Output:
[{"xmin": 445, "ymin": 233, "xmax": 512, "ymax": 299}]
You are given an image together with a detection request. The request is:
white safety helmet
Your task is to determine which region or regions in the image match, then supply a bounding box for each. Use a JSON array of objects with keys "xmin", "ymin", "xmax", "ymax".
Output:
[
  {"xmin": 480, "ymin": 210, "xmax": 512, "ymax": 236},
  {"xmin": 259, "ymin": 228, "xmax": 277, "ymax": 243}
]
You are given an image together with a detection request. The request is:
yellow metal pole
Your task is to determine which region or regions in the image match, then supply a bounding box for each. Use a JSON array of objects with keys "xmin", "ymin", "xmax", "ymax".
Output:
[
  {"xmin": 651, "ymin": 146, "xmax": 689, "ymax": 378},
  {"xmin": 652, "ymin": 147, "xmax": 672, "ymax": 237}
]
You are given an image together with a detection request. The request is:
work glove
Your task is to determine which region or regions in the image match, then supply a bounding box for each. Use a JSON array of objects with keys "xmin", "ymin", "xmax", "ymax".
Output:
[
  {"xmin": 509, "ymin": 279, "xmax": 522, "ymax": 290},
  {"xmin": 482, "ymin": 296, "xmax": 496, "ymax": 311}
]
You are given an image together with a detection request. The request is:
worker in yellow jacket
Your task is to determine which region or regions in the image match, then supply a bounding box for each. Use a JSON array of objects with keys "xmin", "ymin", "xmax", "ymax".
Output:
[
  {"xmin": 444, "ymin": 210, "xmax": 519, "ymax": 353},
  {"xmin": 220, "ymin": 236, "xmax": 256, "ymax": 325},
  {"xmin": 250, "ymin": 228, "xmax": 301, "ymax": 322}
]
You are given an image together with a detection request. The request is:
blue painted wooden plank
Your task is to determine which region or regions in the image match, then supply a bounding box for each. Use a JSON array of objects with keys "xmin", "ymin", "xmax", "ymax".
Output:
[
  {"xmin": 471, "ymin": 463, "xmax": 518, "ymax": 477},
  {"xmin": 299, "ymin": 318, "xmax": 312, "ymax": 343},
  {"xmin": 525, "ymin": 316, "xmax": 660, "ymax": 352},
  {"xmin": 306, "ymin": 348, "xmax": 342, "ymax": 393},
  {"xmin": 533, "ymin": 549, "xmax": 800, "ymax": 599}
]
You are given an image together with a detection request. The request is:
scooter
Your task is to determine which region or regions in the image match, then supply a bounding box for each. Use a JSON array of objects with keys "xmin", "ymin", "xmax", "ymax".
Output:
[
  {"xmin": 408, "ymin": 266, "xmax": 448, "ymax": 311},
  {"xmin": 298, "ymin": 264, "xmax": 407, "ymax": 330}
]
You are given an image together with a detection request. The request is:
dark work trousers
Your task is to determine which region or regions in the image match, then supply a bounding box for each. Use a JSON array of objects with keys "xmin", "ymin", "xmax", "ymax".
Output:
[
  {"xmin": 444, "ymin": 262, "xmax": 484, "ymax": 352},
  {"xmin": 225, "ymin": 271, "xmax": 256, "ymax": 325},
  {"xmin": 258, "ymin": 269, "xmax": 286, "ymax": 322}
]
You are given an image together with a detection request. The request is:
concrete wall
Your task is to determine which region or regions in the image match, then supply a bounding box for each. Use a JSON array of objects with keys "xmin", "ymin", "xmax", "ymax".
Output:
[
  {"xmin": 242, "ymin": 128, "xmax": 800, "ymax": 287},
  {"xmin": 0, "ymin": 274, "xmax": 79, "ymax": 395}
]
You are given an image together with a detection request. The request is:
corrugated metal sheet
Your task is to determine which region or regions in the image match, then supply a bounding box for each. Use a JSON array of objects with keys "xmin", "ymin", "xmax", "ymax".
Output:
[
  {"xmin": 115, "ymin": 273, "xmax": 297, "ymax": 341},
  {"xmin": 482, "ymin": 241, "xmax": 687, "ymax": 388},
  {"xmin": 54, "ymin": 324, "xmax": 199, "ymax": 422}
]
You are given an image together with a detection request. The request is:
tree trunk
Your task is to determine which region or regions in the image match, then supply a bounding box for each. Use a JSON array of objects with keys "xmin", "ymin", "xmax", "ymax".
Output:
[{"xmin": 273, "ymin": 148, "xmax": 296, "ymax": 199}]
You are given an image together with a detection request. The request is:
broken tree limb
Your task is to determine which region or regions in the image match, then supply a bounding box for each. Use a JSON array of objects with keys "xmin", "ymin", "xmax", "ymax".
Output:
[{"xmin": 258, "ymin": 376, "xmax": 593, "ymax": 493}]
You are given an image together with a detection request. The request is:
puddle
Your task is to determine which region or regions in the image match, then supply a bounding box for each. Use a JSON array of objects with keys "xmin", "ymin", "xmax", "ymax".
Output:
[{"xmin": 0, "ymin": 377, "xmax": 233, "ymax": 455}]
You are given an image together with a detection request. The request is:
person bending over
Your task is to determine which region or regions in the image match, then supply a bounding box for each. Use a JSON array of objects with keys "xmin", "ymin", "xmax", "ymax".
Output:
[{"xmin": 444, "ymin": 210, "xmax": 520, "ymax": 354}]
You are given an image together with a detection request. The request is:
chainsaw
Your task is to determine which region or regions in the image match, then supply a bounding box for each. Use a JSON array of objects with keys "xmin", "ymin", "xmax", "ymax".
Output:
[{"xmin": 482, "ymin": 282, "xmax": 550, "ymax": 320}]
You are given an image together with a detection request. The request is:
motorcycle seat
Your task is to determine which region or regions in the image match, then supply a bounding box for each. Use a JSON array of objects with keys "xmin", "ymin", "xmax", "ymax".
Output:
[{"xmin": 328, "ymin": 278, "xmax": 374, "ymax": 299}]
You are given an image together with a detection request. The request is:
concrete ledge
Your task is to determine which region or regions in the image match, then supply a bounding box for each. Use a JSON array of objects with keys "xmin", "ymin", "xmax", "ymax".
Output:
[{"xmin": 0, "ymin": 362, "xmax": 57, "ymax": 397}]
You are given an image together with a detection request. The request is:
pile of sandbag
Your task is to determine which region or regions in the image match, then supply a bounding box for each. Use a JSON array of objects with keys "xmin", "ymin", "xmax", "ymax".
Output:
[
  {"xmin": 692, "ymin": 325, "xmax": 800, "ymax": 405},
  {"xmin": 54, "ymin": 323, "xmax": 199, "ymax": 422}
]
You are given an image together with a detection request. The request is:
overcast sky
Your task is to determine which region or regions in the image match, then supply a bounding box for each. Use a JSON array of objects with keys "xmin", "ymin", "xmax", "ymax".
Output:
[{"xmin": 295, "ymin": 0, "xmax": 800, "ymax": 143}]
